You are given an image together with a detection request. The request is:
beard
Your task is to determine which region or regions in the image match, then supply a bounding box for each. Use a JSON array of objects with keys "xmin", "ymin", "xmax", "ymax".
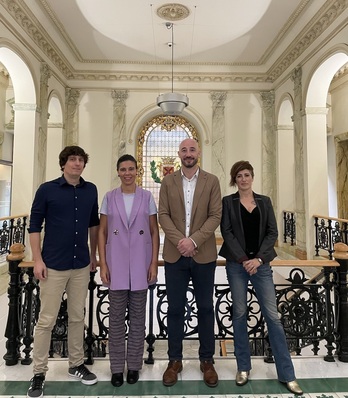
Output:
[{"xmin": 182, "ymin": 157, "xmax": 198, "ymax": 168}]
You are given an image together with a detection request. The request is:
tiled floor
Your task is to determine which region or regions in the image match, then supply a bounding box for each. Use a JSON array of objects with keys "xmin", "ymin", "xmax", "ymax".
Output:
[{"xmin": 1, "ymin": 261, "xmax": 348, "ymax": 397}]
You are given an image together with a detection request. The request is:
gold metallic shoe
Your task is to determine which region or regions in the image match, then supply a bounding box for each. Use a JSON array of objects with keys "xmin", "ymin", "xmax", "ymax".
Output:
[
  {"xmin": 286, "ymin": 380, "xmax": 303, "ymax": 395},
  {"xmin": 235, "ymin": 370, "xmax": 249, "ymax": 386}
]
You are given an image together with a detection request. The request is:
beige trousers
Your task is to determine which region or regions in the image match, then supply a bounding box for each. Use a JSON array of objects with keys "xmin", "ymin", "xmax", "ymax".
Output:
[{"xmin": 32, "ymin": 266, "xmax": 90, "ymax": 375}]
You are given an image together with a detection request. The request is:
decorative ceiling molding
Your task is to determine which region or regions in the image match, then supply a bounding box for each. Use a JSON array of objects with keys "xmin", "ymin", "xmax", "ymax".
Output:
[
  {"xmin": 0, "ymin": 0, "xmax": 74, "ymax": 77},
  {"xmin": 268, "ymin": 0, "xmax": 348, "ymax": 81},
  {"xmin": 156, "ymin": 3, "xmax": 190, "ymax": 21},
  {"xmin": 258, "ymin": 0, "xmax": 312, "ymax": 65},
  {"xmin": 0, "ymin": 0, "xmax": 347, "ymax": 84},
  {"xmin": 68, "ymin": 71, "xmax": 271, "ymax": 84}
]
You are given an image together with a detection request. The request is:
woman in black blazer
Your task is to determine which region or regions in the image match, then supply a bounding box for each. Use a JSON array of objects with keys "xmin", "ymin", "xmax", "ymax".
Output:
[{"xmin": 219, "ymin": 160, "xmax": 302, "ymax": 395}]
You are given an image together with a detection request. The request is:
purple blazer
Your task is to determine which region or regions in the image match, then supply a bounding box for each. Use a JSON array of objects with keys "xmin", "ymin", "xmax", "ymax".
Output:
[{"xmin": 105, "ymin": 186, "xmax": 153, "ymax": 291}]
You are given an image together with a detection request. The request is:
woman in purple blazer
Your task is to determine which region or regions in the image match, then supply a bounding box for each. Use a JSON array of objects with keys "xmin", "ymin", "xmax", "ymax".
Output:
[
  {"xmin": 219, "ymin": 160, "xmax": 302, "ymax": 396},
  {"xmin": 98, "ymin": 154, "xmax": 159, "ymax": 387}
]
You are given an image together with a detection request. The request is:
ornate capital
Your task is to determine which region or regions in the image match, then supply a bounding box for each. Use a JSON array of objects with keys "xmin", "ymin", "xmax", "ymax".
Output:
[
  {"xmin": 111, "ymin": 90, "xmax": 129, "ymax": 106},
  {"xmin": 260, "ymin": 90, "xmax": 275, "ymax": 111},
  {"xmin": 210, "ymin": 91, "xmax": 227, "ymax": 107},
  {"xmin": 40, "ymin": 62, "xmax": 51, "ymax": 85},
  {"xmin": 65, "ymin": 88, "xmax": 80, "ymax": 106}
]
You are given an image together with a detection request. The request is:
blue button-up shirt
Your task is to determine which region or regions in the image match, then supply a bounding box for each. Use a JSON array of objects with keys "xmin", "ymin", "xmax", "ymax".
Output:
[{"xmin": 28, "ymin": 176, "xmax": 99, "ymax": 270}]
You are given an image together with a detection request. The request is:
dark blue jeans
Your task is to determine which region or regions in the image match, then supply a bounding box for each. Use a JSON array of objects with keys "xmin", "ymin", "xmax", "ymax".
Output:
[
  {"xmin": 226, "ymin": 260, "xmax": 296, "ymax": 382},
  {"xmin": 164, "ymin": 256, "xmax": 216, "ymax": 361}
]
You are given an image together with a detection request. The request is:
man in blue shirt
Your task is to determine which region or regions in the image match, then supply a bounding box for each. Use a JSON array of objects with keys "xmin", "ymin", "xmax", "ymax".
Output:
[{"xmin": 27, "ymin": 146, "xmax": 99, "ymax": 398}]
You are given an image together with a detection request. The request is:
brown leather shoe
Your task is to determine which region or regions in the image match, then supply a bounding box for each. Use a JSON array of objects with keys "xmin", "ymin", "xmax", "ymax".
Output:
[
  {"xmin": 162, "ymin": 360, "xmax": 183, "ymax": 387},
  {"xmin": 200, "ymin": 360, "xmax": 218, "ymax": 387}
]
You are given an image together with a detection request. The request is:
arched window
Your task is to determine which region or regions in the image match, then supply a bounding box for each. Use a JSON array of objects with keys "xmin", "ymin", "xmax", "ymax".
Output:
[{"xmin": 136, "ymin": 115, "xmax": 199, "ymax": 204}]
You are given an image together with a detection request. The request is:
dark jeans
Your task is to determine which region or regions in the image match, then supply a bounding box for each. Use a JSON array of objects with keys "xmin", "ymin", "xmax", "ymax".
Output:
[{"xmin": 164, "ymin": 256, "xmax": 216, "ymax": 361}]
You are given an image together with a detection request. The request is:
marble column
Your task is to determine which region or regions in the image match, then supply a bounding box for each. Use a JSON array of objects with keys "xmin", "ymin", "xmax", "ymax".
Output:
[
  {"xmin": 260, "ymin": 91, "xmax": 277, "ymax": 213},
  {"xmin": 111, "ymin": 90, "xmax": 128, "ymax": 189},
  {"xmin": 64, "ymin": 88, "xmax": 80, "ymax": 146},
  {"xmin": 291, "ymin": 66, "xmax": 307, "ymax": 259},
  {"xmin": 335, "ymin": 132, "xmax": 348, "ymax": 219},
  {"xmin": 37, "ymin": 62, "xmax": 51, "ymax": 186},
  {"xmin": 210, "ymin": 91, "xmax": 226, "ymax": 195},
  {"xmin": 0, "ymin": 70, "xmax": 9, "ymax": 159}
]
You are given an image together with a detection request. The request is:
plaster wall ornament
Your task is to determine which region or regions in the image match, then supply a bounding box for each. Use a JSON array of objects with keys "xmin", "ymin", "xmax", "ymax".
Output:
[
  {"xmin": 156, "ymin": 3, "xmax": 190, "ymax": 21},
  {"xmin": 111, "ymin": 90, "xmax": 129, "ymax": 189},
  {"xmin": 64, "ymin": 88, "xmax": 80, "ymax": 146},
  {"xmin": 210, "ymin": 91, "xmax": 226, "ymax": 195},
  {"xmin": 290, "ymin": 66, "xmax": 307, "ymax": 258}
]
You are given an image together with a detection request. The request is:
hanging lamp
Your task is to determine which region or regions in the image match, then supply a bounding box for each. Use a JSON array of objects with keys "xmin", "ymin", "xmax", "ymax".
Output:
[{"xmin": 157, "ymin": 22, "xmax": 189, "ymax": 115}]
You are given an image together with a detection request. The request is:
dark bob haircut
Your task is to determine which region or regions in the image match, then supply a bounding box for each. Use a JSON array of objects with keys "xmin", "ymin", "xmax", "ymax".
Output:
[{"xmin": 229, "ymin": 160, "xmax": 254, "ymax": 187}]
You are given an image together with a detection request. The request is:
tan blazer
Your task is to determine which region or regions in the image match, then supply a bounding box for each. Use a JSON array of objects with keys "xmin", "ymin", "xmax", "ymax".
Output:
[{"xmin": 159, "ymin": 168, "xmax": 222, "ymax": 263}]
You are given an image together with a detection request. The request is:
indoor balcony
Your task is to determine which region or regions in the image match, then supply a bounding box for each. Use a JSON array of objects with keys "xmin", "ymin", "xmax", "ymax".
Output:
[{"xmin": 1, "ymin": 214, "xmax": 348, "ymax": 397}]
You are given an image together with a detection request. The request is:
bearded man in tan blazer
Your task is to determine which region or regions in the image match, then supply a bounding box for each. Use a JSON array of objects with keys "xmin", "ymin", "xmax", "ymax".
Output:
[{"xmin": 159, "ymin": 138, "xmax": 222, "ymax": 388}]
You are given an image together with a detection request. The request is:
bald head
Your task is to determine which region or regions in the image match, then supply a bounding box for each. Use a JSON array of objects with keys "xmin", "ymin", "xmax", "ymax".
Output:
[{"xmin": 178, "ymin": 138, "xmax": 200, "ymax": 173}]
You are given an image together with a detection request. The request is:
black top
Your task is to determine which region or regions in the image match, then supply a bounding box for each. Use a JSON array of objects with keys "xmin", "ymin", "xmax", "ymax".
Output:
[
  {"xmin": 240, "ymin": 204, "xmax": 260, "ymax": 259},
  {"xmin": 219, "ymin": 192, "xmax": 278, "ymax": 264}
]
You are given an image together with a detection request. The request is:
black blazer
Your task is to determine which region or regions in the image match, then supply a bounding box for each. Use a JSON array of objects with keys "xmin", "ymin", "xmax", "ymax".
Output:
[{"xmin": 219, "ymin": 192, "xmax": 278, "ymax": 264}]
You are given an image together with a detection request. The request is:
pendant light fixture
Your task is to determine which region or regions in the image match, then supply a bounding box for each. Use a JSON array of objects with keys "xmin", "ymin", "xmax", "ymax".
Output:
[{"xmin": 157, "ymin": 22, "xmax": 189, "ymax": 115}]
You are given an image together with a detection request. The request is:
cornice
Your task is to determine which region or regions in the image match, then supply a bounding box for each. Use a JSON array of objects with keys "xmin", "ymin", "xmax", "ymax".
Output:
[
  {"xmin": 0, "ymin": 0, "xmax": 347, "ymax": 84},
  {"xmin": 0, "ymin": 0, "xmax": 74, "ymax": 78},
  {"xmin": 69, "ymin": 71, "xmax": 272, "ymax": 84},
  {"xmin": 268, "ymin": 0, "xmax": 348, "ymax": 81}
]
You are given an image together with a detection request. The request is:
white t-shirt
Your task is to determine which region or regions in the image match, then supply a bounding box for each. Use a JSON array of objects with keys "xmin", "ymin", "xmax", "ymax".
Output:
[{"xmin": 100, "ymin": 191, "xmax": 157, "ymax": 223}]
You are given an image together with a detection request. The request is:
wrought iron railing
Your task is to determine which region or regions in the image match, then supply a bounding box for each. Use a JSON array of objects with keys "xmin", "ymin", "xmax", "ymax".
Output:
[
  {"xmin": 314, "ymin": 215, "xmax": 348, "ymax": 259},
  {"xmin": 283, "ymin": 210, "xmax": 296, "ymax": 245},
  {"xmin": 0, "ymin": 214, "xmax": 27, "ymax": 256},
  {"xmin": 3, "ymin": 246, "xmax": 341, "ymax": 367}
]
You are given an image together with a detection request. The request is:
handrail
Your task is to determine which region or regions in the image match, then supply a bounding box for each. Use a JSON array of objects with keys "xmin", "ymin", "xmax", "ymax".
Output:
[
  {"xmin": 19, "ymin": 259, "xmax": 339, "ymax": 268},
  {"xmin": 0, "ymin": 214, "xmax": 29, "ymax": 221},
  {"xmin": 313, "ymin": 214, "xmax": 348, "ymax": 223}
]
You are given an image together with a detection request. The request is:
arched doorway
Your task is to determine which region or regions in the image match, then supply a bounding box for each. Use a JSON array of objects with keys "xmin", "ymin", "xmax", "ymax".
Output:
[{"xmin": 0, "ymin": 46, "xmax": 36, "ymax": 214}]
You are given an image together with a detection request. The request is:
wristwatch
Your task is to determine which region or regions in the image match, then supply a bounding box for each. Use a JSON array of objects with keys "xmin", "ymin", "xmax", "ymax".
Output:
[{"xmin": 257, "ymin": 258, "xmax": 263, "ymax": 265}]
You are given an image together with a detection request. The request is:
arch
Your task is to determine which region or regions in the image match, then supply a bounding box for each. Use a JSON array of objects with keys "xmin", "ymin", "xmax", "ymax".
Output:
[
  {"xmin": 135, "ymin": 113, "xmax": 200, "ymax": 204},
  {"xmin": 0, "ymin": 46, "xmax": 36, "ymax": 103},
  {"xmin": 306, "ymin": 51, "xmax": 348, "ymax": 108},
  {"xmin": 303, "ymin": 49, "xmax": 348, "ymax": 256},
  {"xmin": 128, "ymin": 103, "xmax": 210, "ymax": 147},
  {"xmin": 0, "ymin": 45, "xmax": 37, "ymax": 214}
]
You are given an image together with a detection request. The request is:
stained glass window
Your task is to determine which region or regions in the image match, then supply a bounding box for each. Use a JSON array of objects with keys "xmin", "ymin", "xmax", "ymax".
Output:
[{"xmin": 136, "ymin": 115, "xmax": 199, "ymax": 204}]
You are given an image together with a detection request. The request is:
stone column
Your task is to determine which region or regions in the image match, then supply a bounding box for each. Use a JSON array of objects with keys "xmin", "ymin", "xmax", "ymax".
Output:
[
  {"xmin": 64, "ymin": 88, "xmax": 80, "ymax": 146},
  {"xmin": 0, "ymin": 70, "xmax": 9, "ymax": 159},
  {"xmin": 111, "ymin": 90, "xmax": 128, "ymax": 189},
  {"xmin": 37, "ymin": 62, "xmax": 51, "ymax": 186},
  {"xmin": 260, "ymin": 90, "xmax": 277, "ymax": 212},
  {"xmin": 210, "ymin": 91, "xmax": 226, "ymax": 195},
  {"xmin": 291, "ymin": 67, "xmax": 307, "ymax": 259},
  {"xmin": 333, "ymin": 242, "xmax": 348, "ymax": 362}
]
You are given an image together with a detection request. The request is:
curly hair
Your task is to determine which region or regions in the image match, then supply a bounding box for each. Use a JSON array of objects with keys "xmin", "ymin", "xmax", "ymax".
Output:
[{"xmin": 59, "ymin": 146, "xmax": 89, "ymax": 171}]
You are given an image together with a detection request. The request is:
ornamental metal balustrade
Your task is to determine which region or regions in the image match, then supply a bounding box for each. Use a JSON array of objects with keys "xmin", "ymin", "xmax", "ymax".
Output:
[
  {"xmin": 314, "ymin": 215, "xmax": 348, "ymax": 260},
  {"xmin": 0, "ymin": 214, "xmax": 27, "ymax": 256},
  {"xmin": 4, "ymin": 246, "xmax": 343, "ymax": 367},
  {"xmin": 283, "ymin": 210, "xmax": 296, "ymax": 246}
]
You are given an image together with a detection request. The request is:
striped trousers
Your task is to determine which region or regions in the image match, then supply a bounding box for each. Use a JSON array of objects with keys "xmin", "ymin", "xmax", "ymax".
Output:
[{"xmin": 108, "ymin": 289, "xmax": 147, "ymax": 373}]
